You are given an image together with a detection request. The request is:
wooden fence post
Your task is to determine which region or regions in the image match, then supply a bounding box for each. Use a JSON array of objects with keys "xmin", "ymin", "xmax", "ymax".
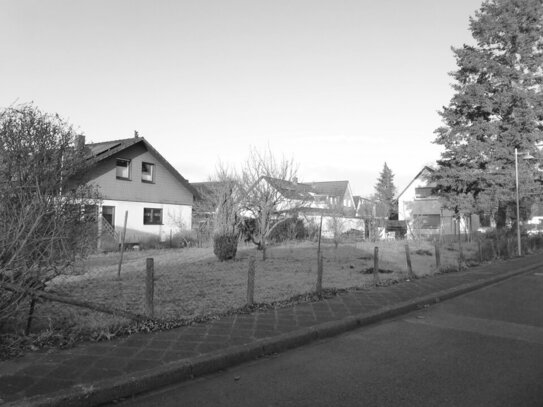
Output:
[
  {"xmin": 373, "ymin": 246, "xmax": 379, "ymax": 284},
  {"xmin": 434, "ymin": 243, "xmax": 441, "ymax": 273},
  {"xmin": 404, "ymin": 244, "xmax": 414, "ymax": 279},
  {"xmin": 247, "ymin": 256, "xmax": 256, "ymax": 306},
  {"xmin": 145, "ymin": 258, "xmax": 155, "ymax": 318},
  {"xmin": 117, "ymin": 211, "xmax": 128, "ymax": 279},
  {"xmin": 316, "ymin": 253, "xmax": 324, "ymax": 295},
  {"xmin": 457, "ymin": 234, "xmax": 464, "ymax": 270},
  {"xmin": 478, "ymin": 239, "xmax": 482, "ymax": 263}
]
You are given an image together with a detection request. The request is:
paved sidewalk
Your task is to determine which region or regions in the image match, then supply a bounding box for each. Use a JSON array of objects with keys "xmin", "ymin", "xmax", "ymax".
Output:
[{"xmin": 2, "ymin": 253, "xmax": 543, "ymax": 407}]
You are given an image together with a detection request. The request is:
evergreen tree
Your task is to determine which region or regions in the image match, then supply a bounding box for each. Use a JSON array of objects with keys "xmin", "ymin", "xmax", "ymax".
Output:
[
  {"xmin": 432, "ymin": 0, "xmax": 543, "ymax": 228},
  {"xmin": 374, "ymin": 162, "xmax": 397, "ymax": 218}
]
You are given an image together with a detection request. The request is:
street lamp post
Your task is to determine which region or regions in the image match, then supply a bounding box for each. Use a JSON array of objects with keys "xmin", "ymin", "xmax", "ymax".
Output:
[
  {"xmin": 515, "ymin": 148, "xmax": 521, "ymax": 256},
  {"xmin": 515, "ymin": 148, "xmax": 536, "ymax": 257}
]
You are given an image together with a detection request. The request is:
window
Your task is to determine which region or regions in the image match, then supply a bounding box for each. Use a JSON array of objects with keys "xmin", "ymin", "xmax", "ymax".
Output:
[
  {"xmin": 415, "ymin": 214, "xmax": 440, "ymax": 229},
  {"xmin": 141, "ymin": 162, "xmax": 155, "ymax": 183},
  {"xmin": 116, "ymin": 159, "xmax": 131, "ymax": 180},
  {"xmin": 415, "ymin": 187, "xmax": 434, "ymax": 199},
  {"xmin": 143, "ymin": 208, "xmax": 162, "ymax": 225}
]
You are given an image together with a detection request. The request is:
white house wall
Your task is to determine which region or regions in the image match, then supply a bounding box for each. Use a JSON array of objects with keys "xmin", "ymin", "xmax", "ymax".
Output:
[
  {"xmin": 305, "ymin": 215, "xmax": 365, "ymax": 238},
  {"xmin": 100, "ymin": 199, "xmax": 192, "ymax": 243}
]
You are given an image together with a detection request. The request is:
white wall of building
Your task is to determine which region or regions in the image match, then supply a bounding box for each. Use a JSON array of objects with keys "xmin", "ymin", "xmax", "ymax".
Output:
[{"xmin": 100, "ymin": 199, "xmax": 192, "ymax": 243}]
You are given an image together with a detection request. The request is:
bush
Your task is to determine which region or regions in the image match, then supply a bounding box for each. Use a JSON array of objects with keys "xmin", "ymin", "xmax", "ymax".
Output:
[
  {"xmin": 139, "ymin": 237, "xmax": 164, "ymax": 250},
  {"xmin": 213, "ymin": 233, "xmax": 238, "ymax": 261},
  {"xmin": 268, "ymin": 218, "xmax": 308, "ymax": 243},
  {"xmin": 173, "ymin": 230, "xmax": 199, "ymax": 248}
]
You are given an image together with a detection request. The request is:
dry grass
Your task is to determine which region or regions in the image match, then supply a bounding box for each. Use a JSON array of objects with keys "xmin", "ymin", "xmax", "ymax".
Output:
[{"xmin": 25, "ymin": 239, "xmax": 481, "ymax": 335}]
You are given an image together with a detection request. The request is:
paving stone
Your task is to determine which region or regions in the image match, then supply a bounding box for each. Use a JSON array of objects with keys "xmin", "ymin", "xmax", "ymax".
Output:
[
  {"xmin": 148, "ymin": 331, "xmax": 182, "ymax": 340},
  {"xmin": 162, "ymin": 350, "xmax": 197, "ymax": 362},
  {"xmin": 92, "ymin": 356, "xmax": 128, "ymax": 370},
  {"xmin": 75, "ymin": 345, "xmax": 113, "ymax": 356},
  {"xmin": 24, "ymin": 377, "xmax": 75, "ymax": 397},
  {"xmin": 16, "ymin": 363, "xmax": 58, "ymax": 377},
  {"xmin": 168, "ymin": 342, "xmax": 202, "ymax": 352},
  {"xmin": 121, "ymin": 337, "xmax": 152, "ymax": 347},
  {"xmin": 227, "ymin": 337, "xmax": 253, "ymax": 346},
  {"xmin": 176, "ymin": 333, "xmax": 207, "ymax": 341},
  {"xmin": 147, "ymin": 339, "xmax": 175, "ymax": 350},
  {"xmin": 135, "ymin": 348, "xmax": 167, "ymax": 360},
  {"xmin": 79, "ymin": 367, "xmax": 124, "ymax": 382},
  {"xmin": 108, "ymin": 345, "xmax": 143, "ymax": 358},
  {"xmin": 196, "ymin": 342, "xmax": 228, "ymax": 353},
  {"xmin": 48, "ymin": 363, "xmax": 88, "ymax": 381},
  {"xmin": 124, "ymin": 359, "xmax": 163, "ymax": 372}
]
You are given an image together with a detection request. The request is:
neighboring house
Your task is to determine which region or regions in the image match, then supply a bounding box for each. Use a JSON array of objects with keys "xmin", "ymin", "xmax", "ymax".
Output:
[
  {"xmin": 192, "ymin": 176, "xmax": 365, "ymax": 238},
  {"xmin": 260, "ymin": 177, "xmax": 322, "ymax": 213},
  {"xmin": 527, "ymin": 202, "xmax": 543, "ymax": 234},
  {"xmin": 81, "ymin": 135, "xmax": 198, "ymax": 247},
  {"xmin": 397, "ymin": 166, "xmax": 479, "ymax": 239},
  {"xmin": 353, "ymin": 195, "xmax": 392, "ymax": 239},
  {"xmin": 310, "ymin": 180, "xmax": 356, "ymax": 215},
  {"xmin": 261, "ymin": 177, "xmax": 363, "ymax": 238}
]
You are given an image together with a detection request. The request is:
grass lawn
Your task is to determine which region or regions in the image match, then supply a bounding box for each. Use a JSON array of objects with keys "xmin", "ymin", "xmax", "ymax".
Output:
[{"xmin": 30, "ymin": 239, "xmax": 479, "ymax": 337}]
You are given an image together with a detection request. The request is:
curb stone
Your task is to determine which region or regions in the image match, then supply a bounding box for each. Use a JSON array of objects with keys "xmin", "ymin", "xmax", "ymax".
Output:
[{"xmin": 6, "ymin": 260, "xmax": 542, "ymax": 407}]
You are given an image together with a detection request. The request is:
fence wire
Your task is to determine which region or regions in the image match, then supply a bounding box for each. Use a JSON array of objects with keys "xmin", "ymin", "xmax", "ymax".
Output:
[{"xmin": 5, "ymin": 234, "xmax": 543, "ymax": 341}]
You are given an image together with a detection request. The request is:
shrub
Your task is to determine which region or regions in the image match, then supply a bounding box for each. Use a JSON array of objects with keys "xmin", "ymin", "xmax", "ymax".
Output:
[
  {"xmin": 213, "ymin": 233, "xmax": 238, "ymax": 261},
  {"xmin": 173, "ymin": 230, "xmax": 199, "ymax": 248},
  {"xmin": 139, "ymin": 237, "xmax": 164, "ymax": 250},
  {"xmin": 268, "ymin": 218, "xmax": 308, "ymax": 243},
  {"xmin": 414, "ymin": 249, "xmax": 432, "ymax": 256}
]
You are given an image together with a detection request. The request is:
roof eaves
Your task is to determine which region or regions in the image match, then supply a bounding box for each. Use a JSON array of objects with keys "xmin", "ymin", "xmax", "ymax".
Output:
[{"xmin": 396, "ymin": 166, "xmax": 434, "ymax": 200}]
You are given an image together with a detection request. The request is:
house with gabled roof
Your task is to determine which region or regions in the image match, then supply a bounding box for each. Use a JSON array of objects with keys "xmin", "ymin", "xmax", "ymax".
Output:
[
  {"xmin": 80, "ymin": 135, "xmax": 198, "ymax": 247},
  {"xmin": 397, "ymin": 166, "xmax": 479, "ymax": 239},
  {"xmin": 310, "ymin": 180, "xmax": 356, "ymax": 215},
  {"xmin": 260, "ymin": 177, "xmax": 363, "ymax": 237}
]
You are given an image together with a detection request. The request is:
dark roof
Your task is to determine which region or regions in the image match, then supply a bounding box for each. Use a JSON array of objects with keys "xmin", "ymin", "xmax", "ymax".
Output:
[
  {"xmin": 190, "ymin": 181, "xmax": 240, "ymax": 202},
  {"xmin": 353, "ymin": 196, "xmax": 361, "ymax": 208},
  {"xmin": 396, "ymin": 166, "xmax": 434, "ymax": 200},
  {"xmin": 86, "ymin": 136, "xmax": 199, "ymax": 198},
  {"xmin": 263, "ymin": 177, "xmax": 316, "ymax": 200},
  {"xmin": 308, "ymin": 180, "xmax": 350, "ymax": 197}
]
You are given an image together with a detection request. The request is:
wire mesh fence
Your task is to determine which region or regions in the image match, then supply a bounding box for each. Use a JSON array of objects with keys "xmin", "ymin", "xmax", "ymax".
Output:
[{"xmin": 4, "ymin": 234, "xmax": 543, "ymax": 347}]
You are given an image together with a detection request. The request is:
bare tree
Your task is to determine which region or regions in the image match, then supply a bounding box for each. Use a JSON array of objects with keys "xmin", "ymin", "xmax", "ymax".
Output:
[
  {"xmin": 240, "ymin": 147, "xmax": 302, "ymax": 260},
  {"xmin": 0, "ymin": 104, "xmax": 100, "ymax": 330},
  {"xmin": 325, "ymin": 201, "xmax": 347, "ymax": 249}
]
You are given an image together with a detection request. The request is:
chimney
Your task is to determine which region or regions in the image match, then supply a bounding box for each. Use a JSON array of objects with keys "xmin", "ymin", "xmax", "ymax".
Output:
[
  {"xmin": 75, "ymin": 135, "xmax": 85, "ymax": 150},
  {"xmin": 134, "ymin": 130, "xmax": 139, "ymax": 138}
]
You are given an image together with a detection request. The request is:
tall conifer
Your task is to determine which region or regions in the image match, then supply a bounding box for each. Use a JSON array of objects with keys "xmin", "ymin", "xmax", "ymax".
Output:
[
  {"xmin": 432, "ymin": 0, "xmax": 543, "ymax": 227},
  {"xmin": 374, "ymin": 162, "xmax": 397, "ymax": 218}
]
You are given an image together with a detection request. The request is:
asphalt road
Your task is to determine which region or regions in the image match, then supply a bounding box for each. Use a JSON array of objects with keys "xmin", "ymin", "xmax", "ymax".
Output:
[{"xmin": 111, "ymin": 271, "xmax": 543, "ymax": 407}]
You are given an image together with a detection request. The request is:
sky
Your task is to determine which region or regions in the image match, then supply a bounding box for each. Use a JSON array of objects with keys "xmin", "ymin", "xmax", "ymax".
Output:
[{"xmin": 0, "ymin": 0, "xmax": 483, "ymax": 197}]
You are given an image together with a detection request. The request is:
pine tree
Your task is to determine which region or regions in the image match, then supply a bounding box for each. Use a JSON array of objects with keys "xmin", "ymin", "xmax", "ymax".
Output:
[
  {"xmin": 374, "ymin": 162, "xmax": 397, "ymax": 218},
  {"xmin": 432, "ymin": 0, "xmax": 543, "ymax": 228}
]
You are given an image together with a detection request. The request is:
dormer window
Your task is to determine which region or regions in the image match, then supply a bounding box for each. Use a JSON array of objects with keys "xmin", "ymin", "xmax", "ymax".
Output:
[
  {"xmin": 116, "ymin": 159, "xmax": 131, "ymax": 180},
  {"xmin": 142, "ymin": 162, "xmax": 155, "ymax": 183}
]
